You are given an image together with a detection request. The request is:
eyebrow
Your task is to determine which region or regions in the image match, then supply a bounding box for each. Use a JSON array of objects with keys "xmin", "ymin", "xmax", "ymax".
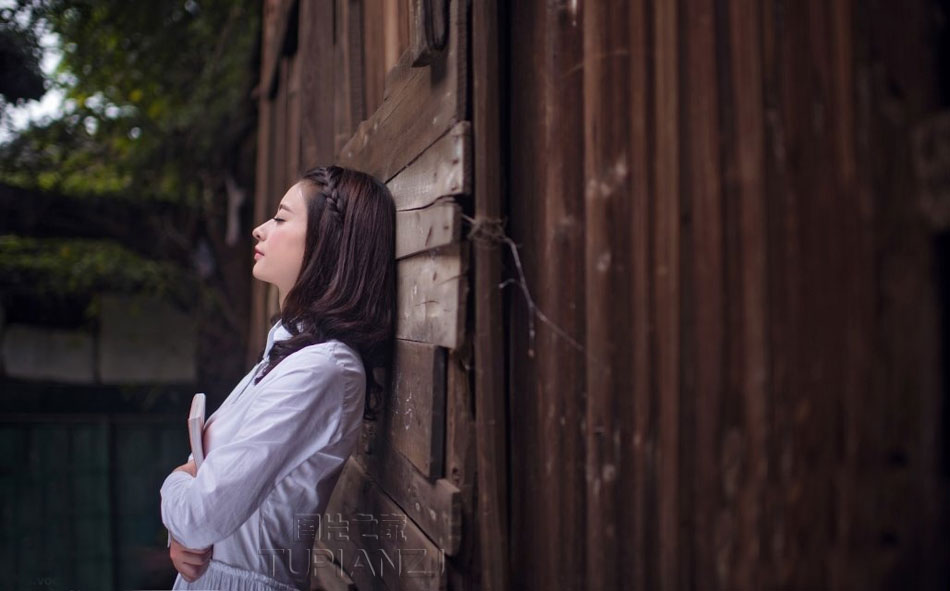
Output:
[{"xmin": 278, "ymin": 203, "xmax": 293, "ymax": 214}]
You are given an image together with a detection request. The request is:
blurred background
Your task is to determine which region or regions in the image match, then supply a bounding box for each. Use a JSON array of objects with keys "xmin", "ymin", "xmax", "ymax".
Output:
[{"xmin": 0, "ymin": 1, "xmax": 261, "ymax": 588}]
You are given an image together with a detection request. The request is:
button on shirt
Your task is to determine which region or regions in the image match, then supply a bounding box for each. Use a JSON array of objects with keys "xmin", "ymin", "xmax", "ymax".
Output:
[{"xmin": 160, "ymin": 320, "xmax": 366, "ymax": 591}]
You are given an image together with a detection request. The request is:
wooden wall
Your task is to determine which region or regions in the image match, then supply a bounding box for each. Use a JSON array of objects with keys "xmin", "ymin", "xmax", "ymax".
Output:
[
  {"xmin": 507, "ymin": 0, "xmax": 950, "ymax": 589},
  {"xmin": 253, "ymin": 0, "xmax": 950, "ymax": 588},
  {"xmin": 251, "ymin": 0, "xmax": 416, "ymax": 352},
  {"xmin": 252, "ymin": 1, "xmax": 500, "ymax": 590}
]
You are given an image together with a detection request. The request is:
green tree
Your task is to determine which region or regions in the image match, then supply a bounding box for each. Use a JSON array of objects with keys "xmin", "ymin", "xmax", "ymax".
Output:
[
  {"xmin": 0, "ymin": 0, "xmax": 260, "ymax": 379},
  {"xmin": 0, "ymin": 0, "xmax": 259, "ymax": 203}
]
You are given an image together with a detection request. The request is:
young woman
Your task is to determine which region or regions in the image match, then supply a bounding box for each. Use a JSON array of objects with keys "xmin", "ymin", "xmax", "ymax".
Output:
[{"xmin": 160, "ymin": 166, "xmax": 396, "ymax": 591}]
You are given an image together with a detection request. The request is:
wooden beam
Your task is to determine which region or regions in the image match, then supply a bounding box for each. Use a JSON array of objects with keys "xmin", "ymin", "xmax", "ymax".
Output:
[{"xmin": 472, "ymin": 0, "xmax": 509, "ymax": 590}]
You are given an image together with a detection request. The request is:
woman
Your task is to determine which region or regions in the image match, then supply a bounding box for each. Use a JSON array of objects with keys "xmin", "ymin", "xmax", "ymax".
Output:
[{"xmin": 160, "ymin": 166, "xmax": 396, "ymax": 591}]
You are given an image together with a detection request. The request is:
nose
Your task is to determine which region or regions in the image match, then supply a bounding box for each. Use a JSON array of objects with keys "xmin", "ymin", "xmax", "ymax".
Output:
[{"xmin": 252, "ymin": 222, "xmax": 265, "ymax": 242}]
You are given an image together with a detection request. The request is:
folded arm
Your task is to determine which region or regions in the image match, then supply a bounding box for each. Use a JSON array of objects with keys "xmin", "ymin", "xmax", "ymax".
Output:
[{"xmin": 160, "ymin": 349, "xmax": 349, "ymax": 550}]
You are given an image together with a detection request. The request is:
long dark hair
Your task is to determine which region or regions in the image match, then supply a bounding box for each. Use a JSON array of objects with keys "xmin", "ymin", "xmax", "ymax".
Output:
[{"xmin": 253, "ymin": 165, "xmax": 396, "ymax": 421}]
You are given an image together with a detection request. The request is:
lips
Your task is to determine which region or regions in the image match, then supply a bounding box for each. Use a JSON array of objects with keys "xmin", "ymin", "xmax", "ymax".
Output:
[{"xmin": 254, "ymin": 248, "xmax": 264, "ymax": 258}]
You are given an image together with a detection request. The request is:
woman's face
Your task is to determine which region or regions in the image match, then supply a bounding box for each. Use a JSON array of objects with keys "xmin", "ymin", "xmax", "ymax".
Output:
[{"xmin": 251, "ymin": 181, "xmax": 309, "ymax": 298}]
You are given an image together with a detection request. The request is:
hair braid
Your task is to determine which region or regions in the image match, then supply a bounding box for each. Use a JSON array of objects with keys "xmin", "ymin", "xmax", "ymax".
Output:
[{"xmin": 323, "ymin": 187, "xmax": 344, "ymax": 223}]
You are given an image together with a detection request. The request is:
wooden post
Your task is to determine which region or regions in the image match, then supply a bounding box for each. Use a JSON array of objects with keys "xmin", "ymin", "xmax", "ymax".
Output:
[{"xmin": 472, "ymin": 1, "xmax": 509, "ymax": 590}]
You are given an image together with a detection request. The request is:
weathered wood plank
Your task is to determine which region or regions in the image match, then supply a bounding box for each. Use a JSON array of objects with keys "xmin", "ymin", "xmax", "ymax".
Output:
[
  {"xmin": 251, "ymin": 0, "xmax": 278, "ymax": 366},
  {"xmin": 507, "ymin": 1, "xmax": 587, "ymax": 588},
  {"xmin": 684, "ymin": 0, "xmax": 724, "ymax": 588},
  {"xmin": 357, "ymin": 415, "xmax": 462, "ymax": 555},
  {"xmin": 386, "ymin": 340, "xmax": 446, "ymax": 477},
  {"xmin": 362, "ymin": 0, "xmax": 387, "ymax": 117},
  {"xmin": 443, "ymin": 347, "xmax": 476, "ymax": 587},
  {"xmin": 395, "ymin": 242, "xmax": 467, "ymax": 350},
  {"xmin": 626, "ymin": 1, "xmax": 653, "ymax": 586},
  {"xmin": 338, "ymin": 0, "xmax": 467, "ymax": 183},
  {"xmin": 333, "ymin": 0, "xmax": 365, "ymax": 155},
  {"xmin": 727, "ymin": 0, "xmax": 769, "ymax": 584},
  {"xmin": 582, "ymin": 0, "xmax": 640, "ymax": 589},
  {"xmin": 299, "ymin": 0, "xmax": 335, "ymax": 168},
  {"xmin": 762, "ymin": 2, "xmax": 812, "ymax": 588},
  {"xmin": 653, "ymin": 1, "xmax": 682, "ymax": 589},
  {"xmin": 313, "ymin": 531, "xmax": 387, "ymax": 591},
  {"xmin": 287, "ymin": 52, "xmax": 302, "ymax": 180},
  {"xmin": 345, "ymin": 0, "xmax": 365, "ymax": 131},
  {"xmin": 311, "ymin": 541, "xmax": 359, "ymax": 591},
  {"xmin": 273, "ymin": 56, "xmax": 289, "ymax": 197},
  {"xmin": 396, "ymin": 199, "xmax": 461, "ymax": 259},
  {"xmin": 382, "ymin": 0, "xmax": 409, "ymax": 75},
  {"xmin": 323, "ymin": 458, "xmax": 447, "ymax": 591},
  {"xmin": 261, "ymin": 0, "xmax": 295, "ymax": 98},
  {"xmin": 388, "ymin": 122, "xmax": 471, "ymax": 212}
]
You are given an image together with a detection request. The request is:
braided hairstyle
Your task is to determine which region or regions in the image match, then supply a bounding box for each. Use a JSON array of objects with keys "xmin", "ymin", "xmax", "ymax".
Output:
[{"xmin": 253, "ymin": 165, "xmax": 396, "ymax": 421}]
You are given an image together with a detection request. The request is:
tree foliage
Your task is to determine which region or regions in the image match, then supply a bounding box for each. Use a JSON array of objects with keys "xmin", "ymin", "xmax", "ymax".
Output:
[
  {"xmin": 0, "ymin": 234, "xmax": 195, "ymax": 301},
  {"xmin": 0, "ymin": 1, "xmax": 260, "ymax": 379},
  {"xmin": 0, "ymin": 0, "xmax": 260, "ymax": 205}
]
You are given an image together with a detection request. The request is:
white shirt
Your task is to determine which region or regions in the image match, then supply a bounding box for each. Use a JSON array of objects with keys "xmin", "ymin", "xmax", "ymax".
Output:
[{"xmin": 160, "ymin": 320, "xmax": 366, "ymax": 591}]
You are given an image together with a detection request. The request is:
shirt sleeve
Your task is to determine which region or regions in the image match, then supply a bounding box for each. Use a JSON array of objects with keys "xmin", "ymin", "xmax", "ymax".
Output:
[
  {"xmin": 160, "ymin": 348, "xmax": 352, "ymax": 550},
  {"xmin": 165, "ymin": 451, "xmax": 197, "ymax": 549}
]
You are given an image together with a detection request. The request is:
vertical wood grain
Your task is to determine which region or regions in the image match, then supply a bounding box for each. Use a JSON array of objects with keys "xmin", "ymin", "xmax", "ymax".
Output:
[
  {"xmin": 683, "ymin": 0, "xmax": 724, "ymax": 588},
  {"xmin": 583, "ymin": 0, "xmax": 636, "ymax": 589}
]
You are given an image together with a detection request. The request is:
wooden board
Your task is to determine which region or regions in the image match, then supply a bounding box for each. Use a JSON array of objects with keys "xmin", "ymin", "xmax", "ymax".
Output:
[
  {"xmin": 443, "ymin": 348, "xmax": 475, "ymax": 577},
  {"xmin": 388, "ymin": 122, "xmax": 471, "ymax": 212},
  {"xmin": 337, "ymin": 0, "xmax": 467, "ymax": 183},
  {"xmin": 299, "ymin": 0, "xmax": 335, "ymax": 168},
  {"xmin": 261, "ymin": 0, "xmax": 296, "ymax": 98},
  {"xmin": 396, "ymin": 199, "xmax": 461, "ymax": 259},
  {"xmin": 358, "ymin": 416, "xmax": 462, "ymax": 555},
  {"xmin": 323, "ymin": 458, "xmax": 447, "ymax": 591},
  {"xmin": 333, "ymin": 0, "xmax": 366, "ymax": 155},
  {"xmin": 385, "ymin": 340, "xmax": 446, "ymax": 477},
  {"xmin": 311, "ymin": 541, "xmax": 358, "ymax": 591},
  {"xmin": 395, "ymin": 242, "xmax": 467, "ymax": 350}
]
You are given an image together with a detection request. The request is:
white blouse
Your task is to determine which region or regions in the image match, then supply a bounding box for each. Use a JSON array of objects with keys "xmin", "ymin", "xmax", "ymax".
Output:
[{"xmin": 160, "ymin": 320, "xmax": 366, "ymax": 591}]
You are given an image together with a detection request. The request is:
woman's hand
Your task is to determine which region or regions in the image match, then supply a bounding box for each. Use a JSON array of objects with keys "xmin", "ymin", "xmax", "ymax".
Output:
[
  {"xmin": 169, "ymin": 534, "xmax": 213, "ymax": 582},
  {"xmin": 174, "ymin": 459, "xmax": 198, "ymax": 477}
]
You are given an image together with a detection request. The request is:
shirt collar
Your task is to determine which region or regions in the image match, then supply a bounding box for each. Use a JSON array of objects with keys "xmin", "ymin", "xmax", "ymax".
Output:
[{"xmin": 263, "ymin": 319, "xmax": 293, "ymax": 359}]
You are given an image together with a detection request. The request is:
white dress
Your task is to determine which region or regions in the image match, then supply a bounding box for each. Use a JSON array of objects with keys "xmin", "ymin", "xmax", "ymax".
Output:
[{"xmin": 160, "ymin": 320, "xmax": 366, "ymax": 591}]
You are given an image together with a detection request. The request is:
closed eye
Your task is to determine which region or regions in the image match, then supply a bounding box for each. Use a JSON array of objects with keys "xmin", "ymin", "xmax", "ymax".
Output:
[{"xmin": 272, "ymin": 217, "xmax": 285, "ymax": 223}]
